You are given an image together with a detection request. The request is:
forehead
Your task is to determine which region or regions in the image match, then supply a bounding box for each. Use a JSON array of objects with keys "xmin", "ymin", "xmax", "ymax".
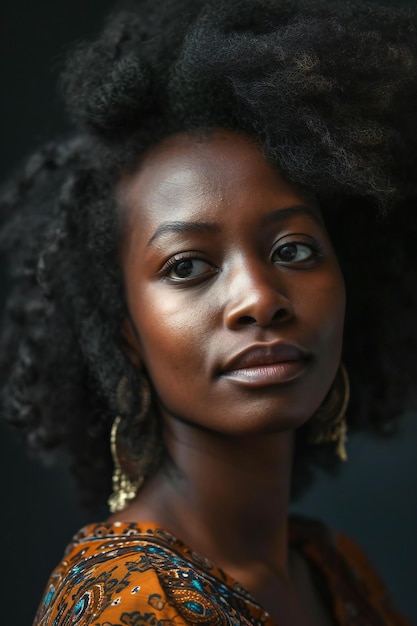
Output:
[{"xmin": 117, "ymin": 130, "xmax": 314, "ymax": 231}]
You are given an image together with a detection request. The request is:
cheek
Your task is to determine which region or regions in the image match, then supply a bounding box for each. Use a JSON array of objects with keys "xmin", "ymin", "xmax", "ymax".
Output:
[
  {"xmin": 308, "ymin": 266, "xmax": 346, "ymax": 360},
  {"xmin": 129, "ymin": 289, "xmax": 207, "ymax": 394},
  {"xmin": 293, "ymin": 264, "xmax": 345, "ymax": 361},
  {"xmin": 286, "ymin": 270, "xmax": 345, "ymax": 418}
]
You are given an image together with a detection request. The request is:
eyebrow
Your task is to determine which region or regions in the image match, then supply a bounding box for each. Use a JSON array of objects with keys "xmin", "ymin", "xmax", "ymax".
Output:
[
  {"xmin": 147, "ymin": 221, "xmax": 220, "ymax": 247},
  {"xmin": 262, "ymin": 205, "xmax": 323, "ymax": 227},
  {"xmin": 147, "ymin": 205, "xmax": 321, "ymax": 247}
]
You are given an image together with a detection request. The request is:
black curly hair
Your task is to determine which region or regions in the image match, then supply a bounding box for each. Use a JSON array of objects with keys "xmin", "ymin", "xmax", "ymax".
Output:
[{"xmin": 1, "ymin": 0, "xmax": 417, "ymax": 511}]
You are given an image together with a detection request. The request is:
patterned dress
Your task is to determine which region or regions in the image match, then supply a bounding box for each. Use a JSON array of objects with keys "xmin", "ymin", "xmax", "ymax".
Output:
[{"xmin": 34, "ymin": 517, "xmax": 411, "ymax": 626}]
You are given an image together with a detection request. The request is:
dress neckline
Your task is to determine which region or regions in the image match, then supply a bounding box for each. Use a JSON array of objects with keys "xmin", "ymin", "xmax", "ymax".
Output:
[{"xmin": 70, "ymin": 516, "xmax": 334, "ymax": 624}]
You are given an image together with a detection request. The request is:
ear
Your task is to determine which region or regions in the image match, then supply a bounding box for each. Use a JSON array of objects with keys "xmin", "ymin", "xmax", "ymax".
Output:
[{"xmin": 121, "ymin": 317, "xmax": 142, "ymax": 369}]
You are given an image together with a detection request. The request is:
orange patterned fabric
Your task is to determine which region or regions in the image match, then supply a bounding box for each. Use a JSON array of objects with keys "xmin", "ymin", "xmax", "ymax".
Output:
[{"xmin": 34, "ymin": 517, "xmax": 411, "ymax": 625}]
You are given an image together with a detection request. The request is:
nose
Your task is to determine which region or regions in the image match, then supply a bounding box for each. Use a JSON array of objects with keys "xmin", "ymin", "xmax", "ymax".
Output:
[{"xmin": 224, "ymin": 262, "xmax": 294, "ymax": 329}]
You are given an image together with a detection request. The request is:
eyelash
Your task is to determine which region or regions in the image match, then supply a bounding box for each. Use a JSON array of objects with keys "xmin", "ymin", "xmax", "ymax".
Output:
[
  {"xmin": 272, "ymin": 238, "xmax": 323, "ymax": 265},
  {"xmin": 160, "ymin": 237, "xmax": 323, "ymax": 283},
  {"xmin": 160, "ymin": 252, "xmax": 216, "ymax": 282}
]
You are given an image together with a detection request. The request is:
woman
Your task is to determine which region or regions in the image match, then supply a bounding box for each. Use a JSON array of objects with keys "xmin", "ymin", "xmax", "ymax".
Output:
[{"xmin": 1, "ymin": 0, "xmax": 416, "ymax": 624}]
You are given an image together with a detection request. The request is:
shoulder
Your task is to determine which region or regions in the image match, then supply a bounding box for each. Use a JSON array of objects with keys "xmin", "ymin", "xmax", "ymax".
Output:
[
  {"xmin": 33, "ymin": 522, "xmax": 188, "ymax": 625},
  {"xmin": 290, "ymin": 515, "xmax": 412, "ymax": 626},
  {"xmin": 33, "ymin": 521, "xmax": 256, "ymax": 626}
]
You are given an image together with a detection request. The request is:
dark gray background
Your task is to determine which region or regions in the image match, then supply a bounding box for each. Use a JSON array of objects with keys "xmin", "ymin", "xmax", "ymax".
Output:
[{"xmin": 1, "ymin": 2, "xmax": 416, "ymax": 624}]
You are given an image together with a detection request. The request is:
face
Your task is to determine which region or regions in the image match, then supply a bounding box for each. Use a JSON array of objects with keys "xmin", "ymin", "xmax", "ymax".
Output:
[{"xmin": 119, "ymin": 130, "xmax": 345, "ymax": 437}]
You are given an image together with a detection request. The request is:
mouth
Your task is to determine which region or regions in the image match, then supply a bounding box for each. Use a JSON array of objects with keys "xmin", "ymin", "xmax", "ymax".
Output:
[{"xmin": 220, "ymin": 343, "xmax": 311, "ymax": 387}]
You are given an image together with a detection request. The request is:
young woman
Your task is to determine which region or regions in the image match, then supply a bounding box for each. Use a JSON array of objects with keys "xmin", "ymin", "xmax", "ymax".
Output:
[{"xmin": 1, "ymin": 0, "xmax": 416, "ymax": 624}]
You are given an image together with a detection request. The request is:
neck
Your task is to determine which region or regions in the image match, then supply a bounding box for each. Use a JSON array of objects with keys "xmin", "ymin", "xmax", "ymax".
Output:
[{"xmin": 129, "ymin": 417, "xmax": 295, "ymax": 580}]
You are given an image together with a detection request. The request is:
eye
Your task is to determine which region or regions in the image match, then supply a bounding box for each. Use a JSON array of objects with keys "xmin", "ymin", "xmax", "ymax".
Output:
[
  {"xmin": 163, "ymin": 256, "xmax": 216, "ymax": 282},
  {"xmin": 272, "ymin": 241, "xmax": 317, "ymax": 265}
]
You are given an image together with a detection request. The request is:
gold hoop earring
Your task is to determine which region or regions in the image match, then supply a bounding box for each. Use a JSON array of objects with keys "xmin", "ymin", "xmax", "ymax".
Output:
[
  {"xmin": 307, "ymin": 363, "xmax": 350, "ymax": 461},
  {"xmin": 108, "ymin": 376, "xmax": 151, "ymax": 513}
]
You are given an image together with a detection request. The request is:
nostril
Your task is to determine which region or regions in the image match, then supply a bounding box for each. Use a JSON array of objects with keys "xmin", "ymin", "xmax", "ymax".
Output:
[
  {"xmin": 226, "ymin": 290, "xmax": 294, "ymax": 330},
  {"xmin": 272, "ymin": 309, "xmax": 289, "ymax": 322},
  {"xmin": 238, "ymin": 315, "xmax": 256, "ymax": 326}
]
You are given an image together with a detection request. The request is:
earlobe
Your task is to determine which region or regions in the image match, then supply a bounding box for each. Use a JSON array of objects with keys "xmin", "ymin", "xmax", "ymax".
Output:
[{"xmin": 121, "ymin": 317, "xmax": 142, "ymax": 369}]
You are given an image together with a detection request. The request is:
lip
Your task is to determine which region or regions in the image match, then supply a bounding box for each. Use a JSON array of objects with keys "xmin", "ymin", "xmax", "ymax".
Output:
[{"xmin": 220, "ymin": 342, "xmax": 311, "ymax": 387}]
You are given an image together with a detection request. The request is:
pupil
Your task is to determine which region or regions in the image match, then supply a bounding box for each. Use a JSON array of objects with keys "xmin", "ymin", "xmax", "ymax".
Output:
[
  {"xmin": 175, "ymin": 260, "xmax": 193, "ymax": 277},
  {"xmin": 280, "ymin": 244, "xmax": 297, "ymax": 260}
]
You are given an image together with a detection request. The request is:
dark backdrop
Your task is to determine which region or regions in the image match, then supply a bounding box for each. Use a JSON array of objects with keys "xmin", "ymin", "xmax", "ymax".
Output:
[{"xmin": 1, "ymin": 2, "xmax": 416, "ymax": 624}]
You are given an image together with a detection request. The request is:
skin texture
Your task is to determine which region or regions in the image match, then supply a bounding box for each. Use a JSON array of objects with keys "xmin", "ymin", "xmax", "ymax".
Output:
[{"xmin": 116, "ymin": 130, "xmax": 346, "ymax": 625}]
